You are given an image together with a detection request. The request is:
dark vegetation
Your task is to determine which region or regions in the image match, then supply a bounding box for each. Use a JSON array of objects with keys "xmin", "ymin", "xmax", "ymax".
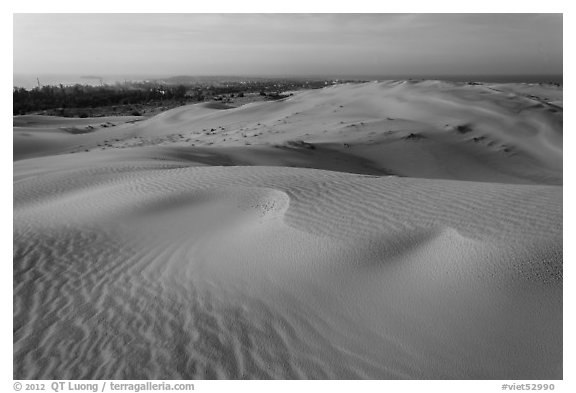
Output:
[
  {"xmin": 403, "ymin": 133, "xmax": 426, "ymax": 141},
  {"xmin": 455, "ymin": 124, "xmax": 473, "ymax": 134},
  {"xmin": 13, "ymin": 77, "xmax": 355, "ymax": 117},
  {"xmin": 13, "ymin": 83, "xmax": 187, "ymax": 116}
]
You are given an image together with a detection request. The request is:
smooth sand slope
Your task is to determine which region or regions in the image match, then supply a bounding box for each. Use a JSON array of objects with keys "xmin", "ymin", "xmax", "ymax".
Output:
[{"xmin": 13, "ymin": 81, "xmax": 562, "ymax": 379}]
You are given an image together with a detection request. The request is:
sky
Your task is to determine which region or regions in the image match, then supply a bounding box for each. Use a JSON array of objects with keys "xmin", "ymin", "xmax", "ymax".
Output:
[{"xmin": 13, "ymin": 13, "xmax": 563, "ymax": 77}]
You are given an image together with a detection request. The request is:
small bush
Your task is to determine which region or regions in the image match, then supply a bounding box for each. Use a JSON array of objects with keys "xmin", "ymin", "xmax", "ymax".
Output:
[{"xmin": 456, "ymin": 124, "xmax": 472, "ymax": 134}]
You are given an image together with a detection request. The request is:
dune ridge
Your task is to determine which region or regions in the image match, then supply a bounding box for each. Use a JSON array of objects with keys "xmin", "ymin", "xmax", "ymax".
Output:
[{"xmin": 15, "ymin": 80, "xmax": 562, "ymax": 184}]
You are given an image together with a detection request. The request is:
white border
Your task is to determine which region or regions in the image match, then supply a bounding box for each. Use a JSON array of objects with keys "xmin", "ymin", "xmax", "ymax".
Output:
[{"xmin": 3, "ymin": 2, "xmax": 571, "ymax": 392}]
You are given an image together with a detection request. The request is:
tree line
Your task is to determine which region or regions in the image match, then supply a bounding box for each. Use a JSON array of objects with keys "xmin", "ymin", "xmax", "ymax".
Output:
[
  {"xmin": 13, "ymin": 78, "xmax": 346, "ymax": 116},
  {"xmin": 13, "ymin": 83, "xmax": 189, "ymax": 115}
]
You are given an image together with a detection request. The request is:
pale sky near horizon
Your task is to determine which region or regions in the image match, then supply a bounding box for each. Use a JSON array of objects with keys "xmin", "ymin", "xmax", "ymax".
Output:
[{"xmin": 13, "ymin": 13, "xmax": 562, "ymax": 77}]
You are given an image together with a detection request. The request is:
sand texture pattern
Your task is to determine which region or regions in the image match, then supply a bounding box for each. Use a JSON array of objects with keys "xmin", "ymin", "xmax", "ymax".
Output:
[{"xmin": 14, "ymin": 81, "xmax": 562, "ymax": 379}]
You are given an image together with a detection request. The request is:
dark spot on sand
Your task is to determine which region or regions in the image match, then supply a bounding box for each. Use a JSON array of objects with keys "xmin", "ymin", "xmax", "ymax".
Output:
[
  {"xmin": 403, "ymin": 133, "xmax": 426, "ymax": 141},
  {"xmin": 456, "ymin": 124, "xmax": 473, "ymax": 134}
]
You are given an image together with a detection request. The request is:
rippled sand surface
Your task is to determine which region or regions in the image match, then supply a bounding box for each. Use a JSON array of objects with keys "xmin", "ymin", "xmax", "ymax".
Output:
[{"xmin": 14, "ymin": 81, "xmax": 562, "ymax": 379}]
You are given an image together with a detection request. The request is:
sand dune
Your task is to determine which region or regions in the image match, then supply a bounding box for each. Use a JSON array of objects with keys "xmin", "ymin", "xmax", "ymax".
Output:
[
  {"xmin": 15, "ymin": 81, "xmax": 562, "ymax": 183},
  {"xmin": 13, "ymin": 81, "xmax": 562, "ymax": 379}
]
